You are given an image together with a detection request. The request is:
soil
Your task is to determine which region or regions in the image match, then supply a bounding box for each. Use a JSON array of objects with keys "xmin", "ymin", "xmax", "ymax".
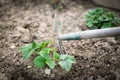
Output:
[{"xmin": 0, "ymin": 0, "xmax": 120, "ymax": 80}]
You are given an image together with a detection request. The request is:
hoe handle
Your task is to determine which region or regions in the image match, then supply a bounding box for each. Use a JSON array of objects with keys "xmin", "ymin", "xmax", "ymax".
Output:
[{"xmin": 58, "ymin": 27, "xmax": 120, "ymax": 40}]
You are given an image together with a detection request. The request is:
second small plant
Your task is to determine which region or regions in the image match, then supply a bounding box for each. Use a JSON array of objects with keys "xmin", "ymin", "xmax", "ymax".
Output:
[
  {"xmin": 86, "ymin": 8, "xmax": 120, "ymax": 29},
  {"xmin": 19, "ymin": 40, "xmax": 76, "ymax": 71}
]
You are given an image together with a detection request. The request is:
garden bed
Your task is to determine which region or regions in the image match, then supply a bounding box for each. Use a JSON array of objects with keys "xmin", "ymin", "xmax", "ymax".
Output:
[{"xmin": 0, "ymin": 0, "xmax": 120, "ymax": 80}]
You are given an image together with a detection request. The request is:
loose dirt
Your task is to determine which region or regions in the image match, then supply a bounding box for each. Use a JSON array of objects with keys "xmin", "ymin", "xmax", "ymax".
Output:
[{"xmin": 0, "ymin": 0, "xmax": 120, "ymax": 80}]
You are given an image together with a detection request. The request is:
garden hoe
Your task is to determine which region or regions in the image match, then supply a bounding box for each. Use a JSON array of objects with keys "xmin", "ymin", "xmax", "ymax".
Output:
[{"xmin": 58, "ymin": 27, "xmax": 120, "ymax": 40}]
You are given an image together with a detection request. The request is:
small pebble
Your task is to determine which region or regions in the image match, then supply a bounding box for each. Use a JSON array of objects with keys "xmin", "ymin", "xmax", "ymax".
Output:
[
  {"xmin": 1, "ymin": 56, "xmax": 5, "ymax": 59},
  {"xmin": 16, "ymin": 62, "xmax": 21, "ymax": 66},
  {"xmin": 86, "ymin": 65, "xmax": 90, "ymax": 68},
  {"xmin": 45, "ymin": 68, "xmax": 51, "ymax": 75},
  {"xmin": 33, "ymin": 22, "xmax": 39, "ymax": 28},
  {"xmin": 27, "ymin": 66, "xmax": 32, "ymax": 69},
  {"xmin": 10, "ymin": 43, "xmax": 16, "ymax": 49}
]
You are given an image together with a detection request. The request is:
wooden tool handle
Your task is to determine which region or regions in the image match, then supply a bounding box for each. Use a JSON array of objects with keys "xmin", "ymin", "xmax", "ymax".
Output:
[{"xmin": 58, "ymin": 27, "xmax": 120, "ymax": 40}]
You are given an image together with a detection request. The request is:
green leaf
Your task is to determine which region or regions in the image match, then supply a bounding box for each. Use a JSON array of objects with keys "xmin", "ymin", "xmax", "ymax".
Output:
[
  {"xmin": 38, "ymin": 51, "xmax": 51, "ymax": 61},
  {"xmin": 53, "ymin": 52, "xmax": 59, "ymax": 60},
  {"xmin": 58, "ymin": 60, "xmax": 72, "ymax": 71},
  {"xmin": 19, "ymin": 40, "xmax": 52, "ymax": 60},
  {"xmin": 19, "ymin": 43, "xmax": 34, "ymax": 59},
  {"xmin": 58, "ymin": 54, "xmax": 76, "ymax": 71},
  {"xmin": 19, "ymin": 42, "xmax": 42, "ymax": 59},
  {"xmin": 59, "ymin": 54, "xmax": 68, "ymax": 60},
  {"xmin": 86, "ymin": 21, "xmax": 93, "ymax": 27},
  {"xmin": 59, "ymin": 54, "xmax": 76, "ymax": 63},
  {"xmin": 102, "ymin": 22, "xmax": 113, "ymax": 28},
  {"xmin": 46, "ymin": 60, "xmax": 55, "ymax": 69},
  {"xmin": 34, "ymin": 56, "xmax": 46, "ymax": 68},
  {"xmin": 19, "ymin": 44, "xmax": 32, "ymax": 52},
  {"xmin": 66, "ymin": 56, "xmax": 76, "ymax": 63},
  {"xmin": 23, "ymin": 49, "xmax": 35, "ymax": 60},
  {"xmin": 42, "ymin": 48, "xmax": 54, "ymax": 54},
  {"xmin": 39, "ymin": 40, "xmax": 51, "ymax": 49},
  {"xmin": 32, "ymin": 42, "xmax": 37, "ymax": 48}
]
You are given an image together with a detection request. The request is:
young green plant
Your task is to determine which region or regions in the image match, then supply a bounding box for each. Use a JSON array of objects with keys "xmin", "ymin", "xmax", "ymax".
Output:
[
  {"xmin": 86, "ymin": 8, "xmax": 120, "ymax": 29},
  {"xmin": 19, "ymin": 40, "xmax": 76, "ymax": 71}
]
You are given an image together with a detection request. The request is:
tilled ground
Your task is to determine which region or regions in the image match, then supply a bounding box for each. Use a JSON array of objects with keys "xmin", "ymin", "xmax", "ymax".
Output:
[{"xmin": 0, "ymin": 0, "xmax": 120, "ymax": 80}]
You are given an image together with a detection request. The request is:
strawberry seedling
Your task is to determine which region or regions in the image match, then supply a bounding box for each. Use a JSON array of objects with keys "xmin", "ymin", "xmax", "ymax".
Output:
[
  {"xmin": 19, "ymin": 40, "xmax": 76, "ymax": 71},
  {"xmin": 86, "ymin": 8, "xmax": 120, "ymax": 29}
]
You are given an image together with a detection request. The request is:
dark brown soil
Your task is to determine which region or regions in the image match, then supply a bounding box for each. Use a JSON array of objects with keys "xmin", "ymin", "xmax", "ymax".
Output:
[{"xmin": 0, "ymin": 0, "xmax": 120, "ymax": 80}]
